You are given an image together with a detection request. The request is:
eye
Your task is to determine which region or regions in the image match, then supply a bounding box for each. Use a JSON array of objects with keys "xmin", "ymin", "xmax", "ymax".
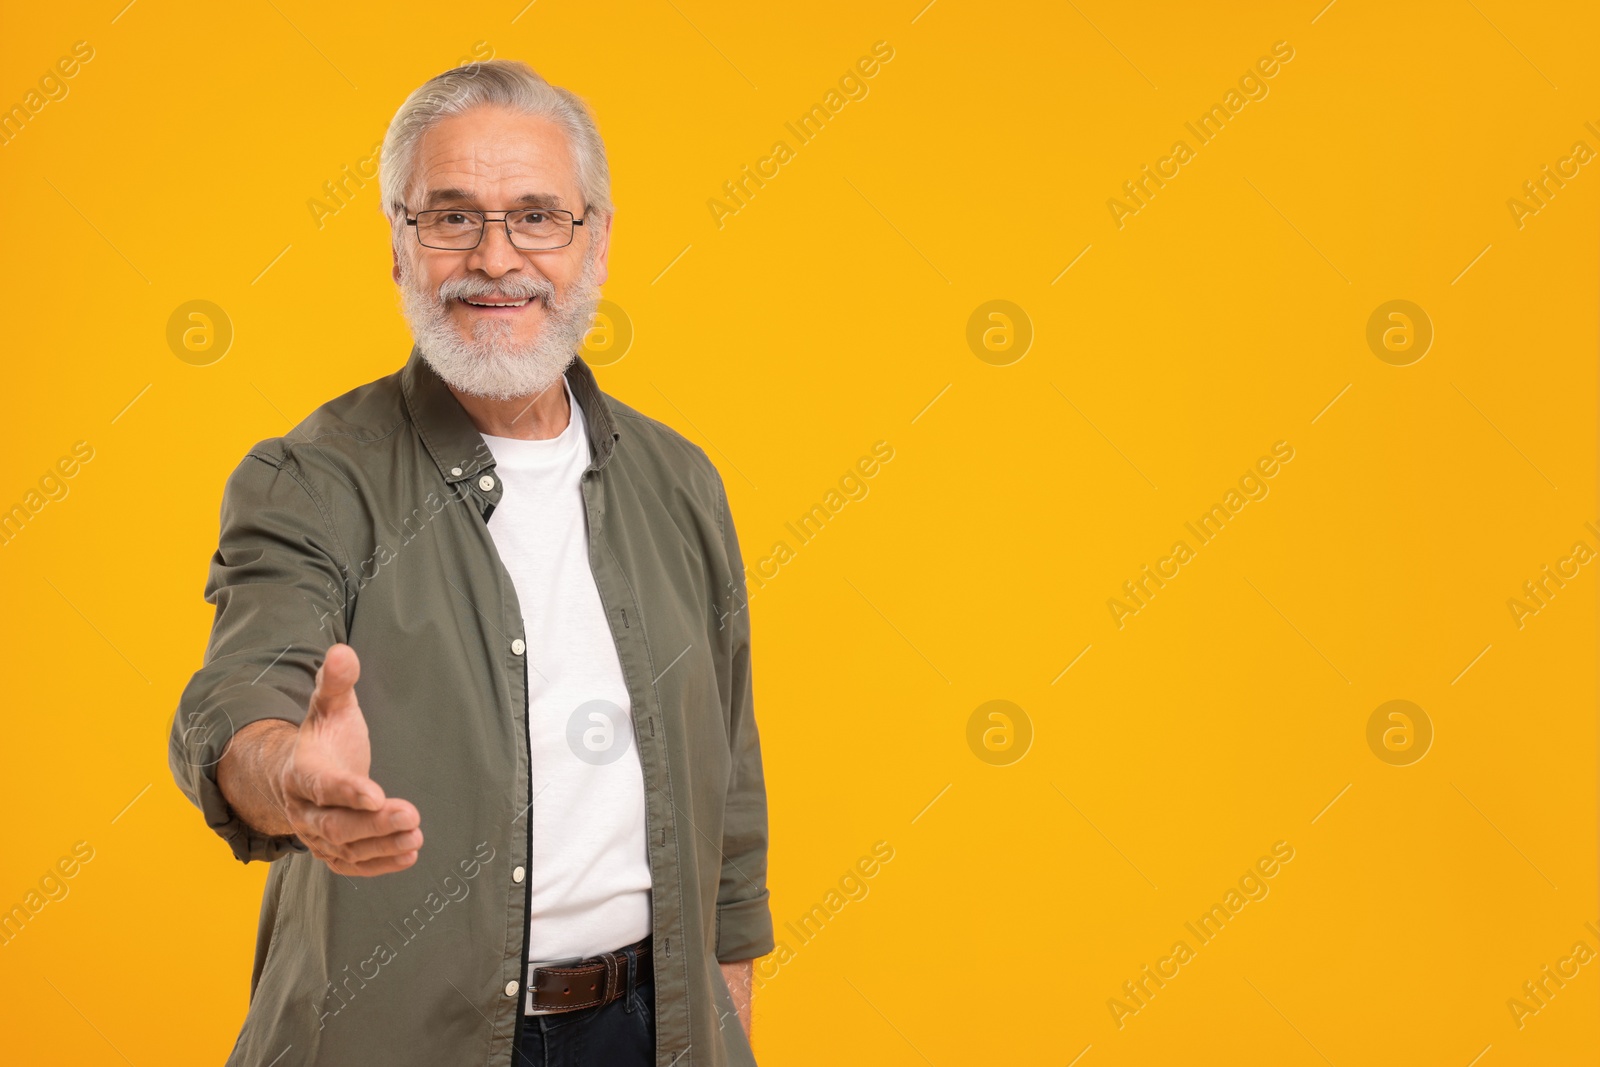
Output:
[{"xmin": 441, "ymin": 212, "xmax": 472, "ymax": 225}]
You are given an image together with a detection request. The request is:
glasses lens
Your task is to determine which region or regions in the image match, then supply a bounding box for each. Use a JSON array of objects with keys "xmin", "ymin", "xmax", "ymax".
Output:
[
  {"xmin": 508, "ymin": 210, "xmax": 571, "ymax": 249},
  {"xmin": 417, "ymin": 210, "xmax": 483, "ymax": 249}
]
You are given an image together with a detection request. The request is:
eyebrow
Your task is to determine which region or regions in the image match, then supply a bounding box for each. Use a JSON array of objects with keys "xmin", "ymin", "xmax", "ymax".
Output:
[{"xmin": 421, "ymin": 188, "xmax": 567, "ymax": 210}]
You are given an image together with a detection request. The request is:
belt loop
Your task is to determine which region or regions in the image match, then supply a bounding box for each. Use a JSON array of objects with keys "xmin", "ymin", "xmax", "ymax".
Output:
[{"xmin": 624, "ymin": 947, "xmax": 637, "ymax": 1013}]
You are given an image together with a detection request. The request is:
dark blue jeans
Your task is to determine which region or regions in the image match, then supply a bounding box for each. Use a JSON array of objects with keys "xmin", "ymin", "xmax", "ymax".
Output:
[{"xmin": 513, "ymin": 941, "xmax": 654, "ymax": 1067}]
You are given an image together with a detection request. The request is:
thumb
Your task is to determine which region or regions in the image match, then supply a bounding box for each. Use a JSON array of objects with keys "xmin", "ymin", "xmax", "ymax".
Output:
[{"xmin": 309, "ymin": 643, "xmax": 361, "ymax": 718}]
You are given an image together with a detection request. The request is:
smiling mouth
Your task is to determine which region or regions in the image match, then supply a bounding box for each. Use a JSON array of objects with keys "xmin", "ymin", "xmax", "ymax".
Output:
[{"xmin": 458, "ymin": 295, "xmax": 538, "ymax": 309}]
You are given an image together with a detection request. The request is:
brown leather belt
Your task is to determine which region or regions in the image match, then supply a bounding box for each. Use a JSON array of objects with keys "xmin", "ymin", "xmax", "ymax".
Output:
[{"xmin": 524, "ymin": 936, "xmax": 651, "ymax": 1015}]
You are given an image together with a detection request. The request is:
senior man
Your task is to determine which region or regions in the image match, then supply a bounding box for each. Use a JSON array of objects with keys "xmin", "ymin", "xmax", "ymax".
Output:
[{"xmin": 169, "ymin": 59, "xmax": 771, "ymax": 1067}]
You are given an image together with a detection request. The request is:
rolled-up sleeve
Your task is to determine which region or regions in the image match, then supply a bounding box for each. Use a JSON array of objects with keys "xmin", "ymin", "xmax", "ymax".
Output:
[
  {"xmin": 168, "ymin": 446, "xmax": 351, "ymax": 864},
  {"xmin": 711, "ymin": 473, "xmax": 775, "ymax": 962}
]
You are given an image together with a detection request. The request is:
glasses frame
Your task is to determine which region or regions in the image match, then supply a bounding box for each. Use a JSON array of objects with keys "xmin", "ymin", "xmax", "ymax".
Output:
[{"xmin": 405, "ymin": 206, "xmax": 587, "ymax": 251}]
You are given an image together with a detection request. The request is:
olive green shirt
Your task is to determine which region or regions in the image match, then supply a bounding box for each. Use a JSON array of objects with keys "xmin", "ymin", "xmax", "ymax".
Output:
[{"xmin": 169, "ymin": 346, "xmax": 772, "ymax": 1066}]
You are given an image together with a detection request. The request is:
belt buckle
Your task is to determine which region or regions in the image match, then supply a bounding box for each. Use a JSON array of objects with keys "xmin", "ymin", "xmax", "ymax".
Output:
[{"xmin": 525, "ymin": 954, "xmax": 585, "ymax": 1016}]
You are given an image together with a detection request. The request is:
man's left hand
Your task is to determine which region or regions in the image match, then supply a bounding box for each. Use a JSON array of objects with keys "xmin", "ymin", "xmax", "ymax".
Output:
[{"xmin": 719, "ymin": 959, "xmax": 754, "ymax": 1038}]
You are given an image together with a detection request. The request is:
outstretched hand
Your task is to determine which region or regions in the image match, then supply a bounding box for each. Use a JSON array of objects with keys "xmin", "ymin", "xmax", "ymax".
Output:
[{"xmin": 279, "ymin": 643, "xmax": 422, "ymax": 876}]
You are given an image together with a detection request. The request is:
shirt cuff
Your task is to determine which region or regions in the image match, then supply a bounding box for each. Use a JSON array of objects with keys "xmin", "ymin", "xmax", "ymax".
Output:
[
  {"xmin": 715, "ymin": 892, "xmax": 775, "ymax": 962},
  {"xmin": 174, "ymin": 678, "xmax": 311, "ymax": 864}
]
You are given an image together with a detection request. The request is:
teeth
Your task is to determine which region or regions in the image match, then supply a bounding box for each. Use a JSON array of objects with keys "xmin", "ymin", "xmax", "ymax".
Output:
[{"xmin": 464, "ymin": 297, "xmax": 530, "ymax": 307}]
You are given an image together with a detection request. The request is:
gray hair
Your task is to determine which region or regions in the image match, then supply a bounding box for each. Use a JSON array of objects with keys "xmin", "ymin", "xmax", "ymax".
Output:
[{"xmin": 379, "ymin": 59, "xmax": 612, "ymax": 228}]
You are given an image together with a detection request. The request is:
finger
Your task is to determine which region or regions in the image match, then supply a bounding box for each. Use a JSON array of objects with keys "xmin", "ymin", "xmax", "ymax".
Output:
[
  {"xmin": 297, "ymin": 824, "xmax": 420, "ymax": 866},
  {"xmin": 285, "ymin": 792, "xmax": 415, "ymax": 844},
  {"xmin": 302, "ymin": 798, "xmax": 420, "ymax": 847},
  {"xmin": 297, "ymin": 825, "xmax": 419, "ymax": 875},
  {"xmin": 309, "ymin": 643, "xmax": 361, "ymax": 720},
  {"xmin": 325, "ymin": 850, "xmax": 420, "ymax": 877},
  {"xmin": 295, "ymin": 830, "xmax": 341, "ymax": 867},
  {"xmin": 337, "ymin": 828, "xmax": 424, "ymax": 864}
]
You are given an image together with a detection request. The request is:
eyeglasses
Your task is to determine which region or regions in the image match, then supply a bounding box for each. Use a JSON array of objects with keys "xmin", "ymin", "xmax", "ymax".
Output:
[{"xmin": 405, "ymin": 207, "xmax": 586, "ymax": 251}]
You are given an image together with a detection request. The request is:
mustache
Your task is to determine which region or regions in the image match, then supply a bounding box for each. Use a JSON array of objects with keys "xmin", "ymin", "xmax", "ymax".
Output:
[{"xmin": 436, "ymin": 274, "xmax": 557, "ymax": 305}]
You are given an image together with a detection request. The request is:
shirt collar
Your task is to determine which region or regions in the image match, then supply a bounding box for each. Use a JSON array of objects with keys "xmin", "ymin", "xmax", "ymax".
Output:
[{"xmin": 400, "ymin": 344, "xmax": 621, "ymax": 486}]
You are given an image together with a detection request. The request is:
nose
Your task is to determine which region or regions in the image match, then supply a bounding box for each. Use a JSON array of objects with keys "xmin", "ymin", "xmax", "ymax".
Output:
[{"xmin": 466, "ymin": 216, "xmax": 525, "ymax": 277}]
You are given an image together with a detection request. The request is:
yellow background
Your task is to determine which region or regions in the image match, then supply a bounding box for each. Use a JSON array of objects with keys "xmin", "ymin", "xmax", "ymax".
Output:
[{"xmin": 1, "ymin": 0, "xmax": 1596, "ymax": 1063}]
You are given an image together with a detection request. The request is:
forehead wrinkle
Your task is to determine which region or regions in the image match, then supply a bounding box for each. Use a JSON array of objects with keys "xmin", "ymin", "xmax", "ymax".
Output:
[
  {"xmin": 421, "ymin": 187, "xmax": 569, "ymax": 210},
  {"xmin": 411, "ymin": 112, "xmax": 579, "ymax": 206}
]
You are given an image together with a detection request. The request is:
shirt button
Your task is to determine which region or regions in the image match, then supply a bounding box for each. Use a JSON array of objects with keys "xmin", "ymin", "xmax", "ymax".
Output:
[
  {"xmin": 511, "ymin": 638, "xmax": 526, "ymax": 656},
  {"xmin": 505, "ymin": 981, "xmax": 519, "ymax": 997},
  {"xmin": 450, "ymin": 466, "xmax": 463, "ymax": 476},
  {"xmin": 479, "ymin": 474, "xmax": 496, "ymax": 492},
  {"xmin": 513, "ymin": 866, "xmax": 526, "ymax": 883}
]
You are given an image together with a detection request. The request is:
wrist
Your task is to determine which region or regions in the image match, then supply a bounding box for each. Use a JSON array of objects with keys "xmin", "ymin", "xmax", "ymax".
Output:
[
  {"xmin": 264, "ymin": 724, "xmax": 297, "ymax": 819},
  {"xmin": 220, "ymin": 718, "xmax": 299, "ymax": 837}
]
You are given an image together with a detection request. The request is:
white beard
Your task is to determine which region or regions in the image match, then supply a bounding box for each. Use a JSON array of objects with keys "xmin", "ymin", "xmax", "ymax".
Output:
[{"xmin": 398, "ymin": 238, "xmax": 601, "ymax": 401}]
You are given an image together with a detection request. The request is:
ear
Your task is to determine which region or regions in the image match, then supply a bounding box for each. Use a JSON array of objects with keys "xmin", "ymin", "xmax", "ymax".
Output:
[
  {"xmin": 592, "ymin": 211, "xmax": 614, "ymax": 287},
  {"xmin": 391, "ymin": 240, "xmax": 403, "ymax": 285}
]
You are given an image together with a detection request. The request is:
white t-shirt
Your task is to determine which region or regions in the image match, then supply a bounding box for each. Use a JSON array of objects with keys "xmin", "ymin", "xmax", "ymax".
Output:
[{"xmin": 480, "ymin": 376, "xmax": 652, "ymax": 962}]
